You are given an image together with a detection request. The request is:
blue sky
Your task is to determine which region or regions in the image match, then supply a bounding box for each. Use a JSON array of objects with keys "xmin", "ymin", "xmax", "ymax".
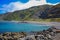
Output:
[
  {"xmin": 0, "ymin": 0, "xmax": 60, "ymax": 14},
  {"xmin": 0, "ymin": 0, "xmax": 29, "ymax": 5}
]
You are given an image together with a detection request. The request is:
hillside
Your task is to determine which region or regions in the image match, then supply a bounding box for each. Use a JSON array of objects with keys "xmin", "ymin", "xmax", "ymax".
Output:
[{"xmin": 0, "ymin": 4, "xmax": 60, "ymax": 22}]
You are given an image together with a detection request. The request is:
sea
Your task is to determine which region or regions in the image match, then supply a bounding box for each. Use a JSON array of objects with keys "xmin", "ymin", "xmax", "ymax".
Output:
[{"xmin": 0, "ymin": 21, "xmax": 51, "ymax": 33}]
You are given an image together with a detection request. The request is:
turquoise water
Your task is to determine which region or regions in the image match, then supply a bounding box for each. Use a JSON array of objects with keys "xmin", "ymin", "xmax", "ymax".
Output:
[{"xmin": 0, "ymin": 22, "xmax": 50, "ymax": 33}]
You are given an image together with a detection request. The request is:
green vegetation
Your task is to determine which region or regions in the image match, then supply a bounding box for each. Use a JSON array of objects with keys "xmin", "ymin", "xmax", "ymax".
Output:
[{"xmin": 0, "ymin": 4, "xmax": 60, "ymax": 22}]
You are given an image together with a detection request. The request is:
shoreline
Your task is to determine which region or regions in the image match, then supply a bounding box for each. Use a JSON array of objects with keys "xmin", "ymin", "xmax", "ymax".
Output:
[
  {"xmin": 0, "ymin": 21, "xmax": 60, "ymax": 28},
  {"xmin": 0, "ymin": 21, "xmax": 60, "ymax": 40}
]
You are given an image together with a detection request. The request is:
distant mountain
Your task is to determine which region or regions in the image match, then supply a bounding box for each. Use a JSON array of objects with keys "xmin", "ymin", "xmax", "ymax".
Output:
[{"xmin": 0, "ymin": 4, "xmax": 60, "ymax": 21}]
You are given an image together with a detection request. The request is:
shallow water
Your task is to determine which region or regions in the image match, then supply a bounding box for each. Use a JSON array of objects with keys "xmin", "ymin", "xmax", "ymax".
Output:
[{"xmin": 0, "ymin": 22, "xmax": 51, "ymax": 33}]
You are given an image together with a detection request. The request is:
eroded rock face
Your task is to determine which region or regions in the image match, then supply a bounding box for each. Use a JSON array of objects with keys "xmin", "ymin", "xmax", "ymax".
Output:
[{"xmin": 48, "ymin": 4, "xmax": 60, "ymax": 18}]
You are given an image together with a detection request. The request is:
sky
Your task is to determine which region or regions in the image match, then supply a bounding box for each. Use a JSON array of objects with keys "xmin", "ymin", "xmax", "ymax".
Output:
[{"xmin": 0, "ymin": 0, "xmax": 60, "ymax": 14}]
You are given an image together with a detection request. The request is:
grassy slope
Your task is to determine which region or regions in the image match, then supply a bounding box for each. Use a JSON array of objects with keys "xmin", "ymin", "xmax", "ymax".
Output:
[{"xmin": 0, "ymin": 4, "xmax": 60, "ymax": 22}]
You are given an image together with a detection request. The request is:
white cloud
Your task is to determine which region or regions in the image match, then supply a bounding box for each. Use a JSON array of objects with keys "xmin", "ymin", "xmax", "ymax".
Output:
[
  {"xmin": 47, "ymin": 2, "xmax": 60, "ymax": 5},
  {"xmin": 0, "ymin": 0, "xmax": 59, "ymax": 13}
]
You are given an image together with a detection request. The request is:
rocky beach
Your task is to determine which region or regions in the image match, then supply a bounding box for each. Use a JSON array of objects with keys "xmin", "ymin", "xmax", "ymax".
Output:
[
  {"xmin": 0, "ymin": 27, "xmax": 60, "ymax": 40},
  {"xmin": 0, "ymin": 21, "xmax": 60, "ymax": 40}
]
